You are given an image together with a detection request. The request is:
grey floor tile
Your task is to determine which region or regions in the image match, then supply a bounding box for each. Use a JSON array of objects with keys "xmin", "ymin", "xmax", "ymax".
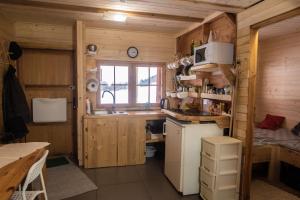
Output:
[
  {"xmin": 144, "ymin": 178, "xmax": 181, "ymax": 200},
  {"xmin": 180, "ymin": 195, "xmax": 201, "ymax": 200},
  {"xmin": 95, "ymin": 165, "xmax": 141, "ymax": 186},
  {"xmin": 82, "ymin": 168, "xmax": 97, "ymax": 184},
  {"xmin": 136, "ymin": 161, "xmax": 165, "ymax": 181},
  {"xmin": 99, "ymin": 181, "xmax": 151, "ymax": 200},
  {"xmin": 63, "ymin": 190, "xmax": 97, "ymax": 200}
]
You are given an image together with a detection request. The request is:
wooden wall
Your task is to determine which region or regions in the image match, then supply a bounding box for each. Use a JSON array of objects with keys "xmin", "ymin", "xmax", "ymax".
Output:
[
  {"xmin": 18, "ymin": 49, "xmax": 74, "ymax": 155},
  {"xmin": 84, "ymin": 26, "xmax": 176, "ymax": 107},
  {"xmin": 15, "ymin": 22, "xmax": 73, "ymax": 50},
  {"xmin": 234, "ymin": 0, "xmax": 300, "ymax": 199},
  {"xmin": 176, "ymin": 13, "xmax": 236, "ymax": 56},
  {"xmin": 75, "ymin": 26, "xmax": 176, "ymax": 164},
  {"xmin": 0, "ymin": 13, "xmax": 15, "ymax": 134},
  {"xmin": 255, "ymin": 31, "xmax": 300, "ymax": 130},
  {"xmin": 85, "ymin": 27, "xmax": 176, "ymax": 62}
]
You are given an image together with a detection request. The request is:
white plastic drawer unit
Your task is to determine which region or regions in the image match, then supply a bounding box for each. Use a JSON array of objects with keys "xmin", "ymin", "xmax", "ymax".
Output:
[
  {"xmin": 200, "ymin": 183, "xmax": 238, "ymax": 200},
  {"xmin": 201, "ymin": 154, "xmax": 240, "ymax": 175},
  {"xmin": 200, "ymin": 136, "xmax": 242, "ymax": 200},
  {"xmin": 202, "ymin": 137, "xmax": 242, "ymax": 160},
  {"xmin": 200, "ymin": 168, "xmax": 239, "ymax": 191},
  {"xmin": 32, "ymin": 98, "xmax": 67, "ymax": 123}
]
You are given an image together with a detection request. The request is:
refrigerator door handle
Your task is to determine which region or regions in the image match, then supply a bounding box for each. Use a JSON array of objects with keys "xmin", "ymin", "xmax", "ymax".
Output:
[{"xmin": 163, "ymin": 122, "xmax": 167, "ymax": 135}]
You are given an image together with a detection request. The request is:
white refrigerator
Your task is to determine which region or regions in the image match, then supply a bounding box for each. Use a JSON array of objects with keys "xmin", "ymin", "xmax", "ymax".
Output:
[{"xmin": 164, "ymin": 118, "xmax": 223, "ymax": 195}]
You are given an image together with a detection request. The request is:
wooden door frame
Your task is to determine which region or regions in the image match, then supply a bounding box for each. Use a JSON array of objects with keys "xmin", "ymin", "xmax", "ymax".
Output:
[{"xmin": 242, "ymin": 8, "xmax": 300, "ymax": 200}]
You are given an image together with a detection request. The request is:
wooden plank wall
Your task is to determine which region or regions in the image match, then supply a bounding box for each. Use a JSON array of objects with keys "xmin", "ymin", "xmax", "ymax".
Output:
[
  {"xmin": 85, "ymin": 27, "xmax": 176, "ymax": 62},
  {"xmin": 0, "ymin": 13, "xmax": 15, "ymax": 134},
  {"xmin": 17, "ymin": 49, "xmax": 74, "ymax": 155},
  {"xmin": 14, "ymin": 22, "xmax": 73, "ymax": 50},
  {"xmin": 234, "ymin": 0, "xmax": 300, "ymax": 199},
  {"xmin": 84, "ymin": 26, "xmax": 176, "ymax": 107},
  {"xmin": 78, "ymin": 26, "xmax": 176, "ymax": 164},
  {"xmin": 255, "ymin": 31, "xmax": 300, "ymax": 130}
]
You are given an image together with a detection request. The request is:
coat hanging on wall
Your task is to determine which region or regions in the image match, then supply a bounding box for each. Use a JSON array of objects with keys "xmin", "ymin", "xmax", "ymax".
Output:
[
  {"xmin": 2, "ymin": 65, "xmax": 30, "ymax": 141},
  {"xmin": 8, "ymin": 41, "xmax": 22, "ymax": 60}
]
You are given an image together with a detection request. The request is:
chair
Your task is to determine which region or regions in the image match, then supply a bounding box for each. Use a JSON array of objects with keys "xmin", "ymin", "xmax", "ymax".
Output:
[{"xmin": 11, "ymin": 150, "xmax": 49, "ymax": 200}]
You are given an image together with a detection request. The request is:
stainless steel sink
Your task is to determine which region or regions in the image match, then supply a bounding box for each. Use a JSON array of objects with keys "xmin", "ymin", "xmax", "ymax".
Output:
[{"xmin": 93, "ymin": 110, "xmax": 128, "ymax": 115}]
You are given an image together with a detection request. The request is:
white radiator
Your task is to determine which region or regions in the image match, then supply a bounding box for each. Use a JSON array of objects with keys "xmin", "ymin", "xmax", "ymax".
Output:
[{"xmin": 32, "ymin": 98, "xmax": 67, "ymax": 123}]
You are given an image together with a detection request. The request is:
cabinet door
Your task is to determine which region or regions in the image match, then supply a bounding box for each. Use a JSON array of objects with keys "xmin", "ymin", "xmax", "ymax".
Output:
[
  {"xmin": 118, "ymin": 118, "xmax": 146, "ymax": 166},
  {"xmin": 84, "ymin": 118, "xmax": 118, "ymax": 168},
  {"xmin": 164, "ymin": 120, "xmax": 183, "ymax": 192}
]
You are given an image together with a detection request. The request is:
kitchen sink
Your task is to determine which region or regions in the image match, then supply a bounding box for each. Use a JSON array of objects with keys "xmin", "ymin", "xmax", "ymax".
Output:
[{"xmin": 93, "ymin": 110, "xmax": 128, "ymax": 115}]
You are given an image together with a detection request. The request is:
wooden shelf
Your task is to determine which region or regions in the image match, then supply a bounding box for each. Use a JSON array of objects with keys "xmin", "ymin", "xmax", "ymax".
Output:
[
  {"xmin": 201, "ymin": 93, "xmax": 232, "ymax": 101},
  {"xmin": 188, "ymin": 92, "xmax": 200, "ymax": 98},
  {"xmin": 191, "ymin": 64, "xmax": 236, "ymax": 86},
  {"xmin": 191, "ymin": 63, "xmax": 219, "ymax": 72},
  {"xmin": 146, "ymin": 138, "xmax": 165, "ymax": 143},
  {"xmin": 177, "ymin": 74, "xmax": 196, "ymax": 80}
]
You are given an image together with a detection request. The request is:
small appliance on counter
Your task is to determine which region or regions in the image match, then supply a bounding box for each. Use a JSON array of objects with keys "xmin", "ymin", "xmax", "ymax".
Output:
[{"xmin": 160, "ymin": 98, "xmax": 169, "ymax": 109}]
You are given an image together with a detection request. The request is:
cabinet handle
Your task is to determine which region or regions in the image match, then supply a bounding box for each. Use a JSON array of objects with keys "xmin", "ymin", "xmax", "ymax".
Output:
[
  {"xmin": 205, "ymin": 152, "xmax": 211, "ymax": 157},
  {"xmin": 202, "ymin": 181, "xmax": 208, "ymax": 187},
  {"xmin": 204, "ymin": 166, "xmax": 210, "ymax": 172},
  {"xmin": 163, "ymin": 122, "xmax": 166, "ymax": 135}
]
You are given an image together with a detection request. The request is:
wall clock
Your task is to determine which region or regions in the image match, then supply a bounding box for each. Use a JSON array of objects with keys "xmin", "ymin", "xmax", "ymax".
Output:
[{"xmin": 127, "ymin": 47, "xmax": 138, "ymax": 58}]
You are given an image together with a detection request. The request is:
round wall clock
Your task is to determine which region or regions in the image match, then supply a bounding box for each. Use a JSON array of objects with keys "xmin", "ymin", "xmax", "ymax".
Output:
[{"xmin": 127, "ymin": 47, "xmax": 138, "ymax": 58}]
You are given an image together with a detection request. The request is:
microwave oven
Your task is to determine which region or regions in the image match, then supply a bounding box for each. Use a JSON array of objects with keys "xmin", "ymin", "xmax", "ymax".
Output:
[{"xmin": 194, "ymin": 42, "xmax": 234, "ymax": 66}]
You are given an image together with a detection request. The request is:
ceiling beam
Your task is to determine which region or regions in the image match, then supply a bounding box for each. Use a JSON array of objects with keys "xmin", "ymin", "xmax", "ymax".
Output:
[
  {"xmin": 178, "ymin": 0, "xmax": 245, "ymax": 11},
  {"xmin": 0, "ymin": 0, "xmax": 204, "ymax": 22}
]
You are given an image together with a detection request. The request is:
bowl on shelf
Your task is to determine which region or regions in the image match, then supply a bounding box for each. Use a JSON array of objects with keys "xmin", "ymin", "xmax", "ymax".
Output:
[
  {"xmin": 170, "ymin": 92, "xmax": 177, "ymax": 98},
  {"xmin": 177, "ymin": 92, "xmax": 188, "ymax": 99},
  {"xmin": 166, "ymin": 91, "xmax": 172, "ymax": 97}
]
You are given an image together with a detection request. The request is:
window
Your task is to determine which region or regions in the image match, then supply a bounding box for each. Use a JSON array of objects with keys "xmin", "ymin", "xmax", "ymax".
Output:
[
  {"xmin": 136, "ymin": 67, "xmax": 160, "ymax": 103},
  {"xmin": 97, "ymin": 61, "xmax": 164, "ymax": 108},
  {"xmin": 99, "ymin": 65, "xmax": 129, "ymax": 104}
]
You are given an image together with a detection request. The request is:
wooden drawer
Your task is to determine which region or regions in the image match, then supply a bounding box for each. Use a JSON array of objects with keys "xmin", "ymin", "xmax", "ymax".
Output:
[
  {"xmin": 200, "ymin": 184, "xmax": 238, "ymax": 200},
  {"xmin": 280, "ymin": 147, "xmax": 300, "ymax": 168},
  {"xmin": 252, "ymin": 145, "xmax": 272, "ymax": 163},
  {"xmin": 202, "ymin": 154, "xmax": 239, "ymax": 175}
]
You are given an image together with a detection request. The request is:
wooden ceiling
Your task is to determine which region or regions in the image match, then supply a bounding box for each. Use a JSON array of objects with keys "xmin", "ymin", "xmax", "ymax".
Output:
[
  {"xmin": 259, "ymin": 15, "xmax": 300, "ymax": 40},
  {"xmin": 0, "ymin": 0, "xmax": 262, "ymax": 34}
]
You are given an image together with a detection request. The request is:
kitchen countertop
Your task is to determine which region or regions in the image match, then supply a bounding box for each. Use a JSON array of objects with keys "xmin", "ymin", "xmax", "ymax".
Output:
[
  {"xmin": 84, "ymin": 110, "xmax": 166, "ymax": 119},
  {"xmin": 161, "ymin": 109, "xmax": 230, "ymax": 129}
]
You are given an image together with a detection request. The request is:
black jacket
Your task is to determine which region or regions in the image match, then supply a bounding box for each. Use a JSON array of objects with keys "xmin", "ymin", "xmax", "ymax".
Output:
[{"xmin": 2, "ymin": 65, "xmax": 30, "ymax": 139}]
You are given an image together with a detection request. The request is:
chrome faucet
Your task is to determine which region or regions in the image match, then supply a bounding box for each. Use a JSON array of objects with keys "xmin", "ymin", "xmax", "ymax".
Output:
[{"xmin": 102, "ymin": 90, "xmax": 116, "ymax": 112}]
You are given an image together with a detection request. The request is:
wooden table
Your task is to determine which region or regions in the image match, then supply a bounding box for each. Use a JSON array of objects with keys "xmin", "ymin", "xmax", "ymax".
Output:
[{"xmin": 0, "ymin": 148, "xmax": 45, "ymax": 200}]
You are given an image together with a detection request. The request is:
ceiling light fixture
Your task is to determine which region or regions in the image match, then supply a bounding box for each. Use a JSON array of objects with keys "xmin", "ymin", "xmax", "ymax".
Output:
[{"xmin": 103, "ymin": 12, "xmax": 127, "ymax": 22}]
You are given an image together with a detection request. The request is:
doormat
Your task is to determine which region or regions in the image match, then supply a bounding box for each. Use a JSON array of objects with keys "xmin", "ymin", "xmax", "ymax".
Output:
[
  {"xmin": 46, "ymin": 156, "xmax": 69, "ymax": 168},
  {"xmin": 46, "ymin": 161, "xmax": 98, "ymax": 200}
]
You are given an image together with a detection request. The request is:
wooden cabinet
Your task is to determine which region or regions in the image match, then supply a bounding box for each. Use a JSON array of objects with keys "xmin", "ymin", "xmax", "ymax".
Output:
[
  {"xmin": 118, "ymin": 118, "xmax": 146, "ymax": 166},
  {"xmin": 84, "ymin": 118, "xmax": 118, "ymax": 168},
  {"xmin": 83, "ymin": 115, "xmax": 159, "ymax": 168}
]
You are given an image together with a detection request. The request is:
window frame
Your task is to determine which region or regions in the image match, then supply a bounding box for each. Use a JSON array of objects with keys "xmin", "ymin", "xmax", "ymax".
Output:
[{"xmin": 96, "ymin": 60, "xmax": 165, "ymax": 109}]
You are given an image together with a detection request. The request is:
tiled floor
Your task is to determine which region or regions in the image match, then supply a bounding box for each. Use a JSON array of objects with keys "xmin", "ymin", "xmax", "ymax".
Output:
[{"xmin": 65, "ymin": 158, "xmax": 201, "ymax": 200}]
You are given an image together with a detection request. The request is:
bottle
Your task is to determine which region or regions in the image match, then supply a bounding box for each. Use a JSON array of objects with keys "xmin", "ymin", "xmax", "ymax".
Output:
[
  {"xmin": 190, "ymin": 40, "xmax": 195, "ymax": 56},
  {"xmin": 86, "ymin": 98, "xmax": 91, "ymax": 115}
]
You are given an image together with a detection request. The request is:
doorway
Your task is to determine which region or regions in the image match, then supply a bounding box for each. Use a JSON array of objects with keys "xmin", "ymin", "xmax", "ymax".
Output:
[
  {"xmin": 17, "ymin": 49, "xmax": 76, "ymax": 157},
  {"xmin": 250, "ymin": 15, "xmax": 300, "ymax": 199}
]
